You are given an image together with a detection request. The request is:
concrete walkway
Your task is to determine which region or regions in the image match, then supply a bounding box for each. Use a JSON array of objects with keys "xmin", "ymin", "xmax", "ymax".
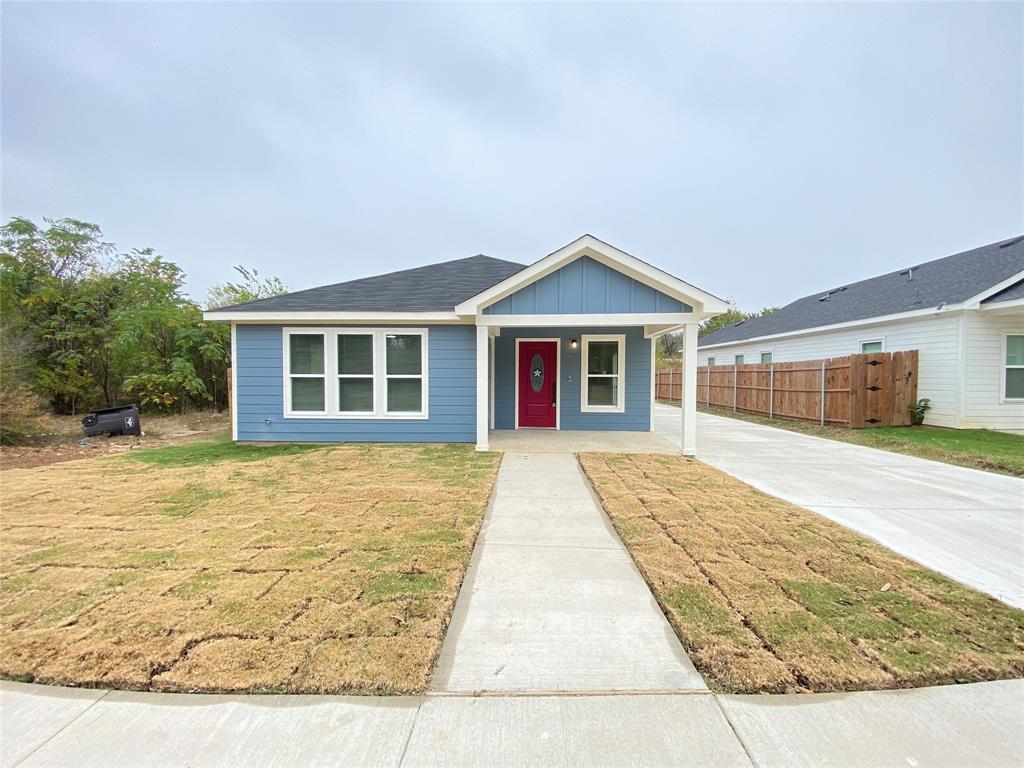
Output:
[
  {"xmin": 3, "ymin": 678, "xmax": 1021, "ymax": 766},
  {"xmin": 431, "ymin": 451, "xmax": 704, "ymax": 693},
  {"xmin": 653, "ymin": 404, "xmax": 1024, "ymax": 608}
]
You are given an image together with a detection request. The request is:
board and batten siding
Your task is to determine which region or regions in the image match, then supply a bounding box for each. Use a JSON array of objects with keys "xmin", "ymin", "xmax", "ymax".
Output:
[
  {"xmin": 962, "ymin": 310, "xmax": 1024, "ymax": 432},
  {"xmin": 484, "ymin": 256, "xmax": 689, "ymax": 315},
  {"xmin": 493, "ymin": 326, "xmax": 652, "ymax": 431},
  {"xmin": 234, "ymin": 324, "xmax": 476, "ymax": 442},
  {"xmin": 697, "ymin": 314, "xmax": 962, "ymax": 428}
]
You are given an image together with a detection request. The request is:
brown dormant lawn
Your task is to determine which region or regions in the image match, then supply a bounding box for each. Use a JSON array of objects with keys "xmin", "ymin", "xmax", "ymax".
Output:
[
  {"xmin": 580, "ymin": 453, "xmax": 1024, "ymax": 694},
  {"xmin": 1, "ymin": 438, "xmax": 499, "ymax": 694}
]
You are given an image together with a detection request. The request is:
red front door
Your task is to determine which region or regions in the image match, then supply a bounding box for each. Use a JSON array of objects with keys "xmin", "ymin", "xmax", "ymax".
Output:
[{"xmin": 518, "ymin": 341, "xmax": 558, "ymax": 428}]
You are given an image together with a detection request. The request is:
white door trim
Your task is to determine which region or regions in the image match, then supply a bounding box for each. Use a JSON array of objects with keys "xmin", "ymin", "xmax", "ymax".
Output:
[{"xmin": 514, "ymin": 337, "xmax": 561, "ymax": 430}]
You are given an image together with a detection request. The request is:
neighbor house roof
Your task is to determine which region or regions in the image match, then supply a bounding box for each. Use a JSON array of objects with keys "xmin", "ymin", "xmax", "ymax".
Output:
[
  {"xmin": 699, "ymin": 236, "xmax": 1024, "ymax": 348},
  {"xmin": 982, "ymin": 278, "xmax": 1024, "ymax": 305},
  {"xmin": 216, "ymin": 254, "xmax": 526, "ymax": 312}
]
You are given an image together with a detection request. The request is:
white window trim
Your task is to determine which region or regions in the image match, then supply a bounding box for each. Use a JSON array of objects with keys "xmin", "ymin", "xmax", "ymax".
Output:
[
  {"xmin": 580, "ymin": 333, "xmax": 626, "ymax": 413},
  {"xmin": 859, "ymin": 337, "xmax": 885, "ymax": 353},
  {"xmin": 759, "ymin": 350, "xmax": 773, "ymax": 364},
  {"xmin": 734, "ymin": 353, "xmax": 745, "ymax": 365},
  {"xmin": 1001, "ymin": 331, "xmax": 1024, "ymax": 403},
  {"xmin": 707, "ymin": 357, "xmax": 716, "ymax": 367},
  {"xmin": 282, "ymin": 327, "xmax": 428, "ymax": 419}
]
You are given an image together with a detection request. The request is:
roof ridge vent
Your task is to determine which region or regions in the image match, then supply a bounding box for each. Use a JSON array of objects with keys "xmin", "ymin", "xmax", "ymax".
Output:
[
  {"xmin": 999, "ymin": 236, "xmax": 1023, "ymax": 248},
  {"xmin": 900, "ymin": 267, "xmax": 914, "ymax": 280}
]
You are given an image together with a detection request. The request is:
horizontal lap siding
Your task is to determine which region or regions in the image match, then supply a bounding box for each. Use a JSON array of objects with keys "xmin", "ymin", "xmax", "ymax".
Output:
[
  {"xmin": 235, "ymin": 325, "xmax": 475, "ymax": 442},
  {"xmin": 484, "ymin": 257, "xmax": 688, "ymax": 314},
  {"xmin": 697, "ymin": 314, "xmax": 961, "ymax": 427},
  {"xmin": 494, "ymin": 327, "xmax": 651, "ymax": 431},
  {"xmin": 962, "ymin": 311, "xmax": 1024, "ymax": 432}
]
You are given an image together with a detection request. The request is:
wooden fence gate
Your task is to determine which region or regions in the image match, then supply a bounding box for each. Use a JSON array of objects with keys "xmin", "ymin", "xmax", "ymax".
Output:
[{"xmin": 655, "ymin": 350, "xmax": 919, "ymax": 428}]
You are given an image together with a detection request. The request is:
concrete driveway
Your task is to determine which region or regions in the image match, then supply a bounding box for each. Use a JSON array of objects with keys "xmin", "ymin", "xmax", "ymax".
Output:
[{"xmin": 654, "ymin": 404, "xmax": 1024, "ymax": 608}]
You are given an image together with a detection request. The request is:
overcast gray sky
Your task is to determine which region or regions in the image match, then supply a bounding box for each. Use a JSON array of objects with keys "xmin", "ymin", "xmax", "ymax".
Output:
[{"xmin": 3, "ymin": 2, "xmax": 1022, "ymax": 310}]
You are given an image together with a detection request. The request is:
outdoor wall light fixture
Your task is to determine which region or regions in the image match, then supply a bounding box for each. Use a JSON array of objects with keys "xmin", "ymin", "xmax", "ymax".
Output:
[{"xmin": 571, "ymin": 338, "xmax": 578, "ymax": 349}]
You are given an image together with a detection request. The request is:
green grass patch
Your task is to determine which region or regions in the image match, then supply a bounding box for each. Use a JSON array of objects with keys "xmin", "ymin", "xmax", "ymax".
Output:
[
  {"xmin": 118, "ymin": 434, "xmax": 327, "ymax": 468},
  {"xmin": 361, "ymin": 572, "xmax": 443, "ymax": 603}
]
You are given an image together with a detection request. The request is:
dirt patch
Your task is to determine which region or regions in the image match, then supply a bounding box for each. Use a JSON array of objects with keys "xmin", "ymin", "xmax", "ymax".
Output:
[
  {"xmin": 580, "ymin": 453, "xmax": 1024, "ymax": 694},
  {"xmin": 0, "ymin": 412, "xmax": 230, "ymax": 470},
  {"xmin": 0, "ymin": 441, "xmax": 500, "ymax": 694}
]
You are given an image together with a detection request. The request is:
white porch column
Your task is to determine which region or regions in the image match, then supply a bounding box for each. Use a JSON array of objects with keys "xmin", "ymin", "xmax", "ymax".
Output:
[
  {"xmin": 475, "ymin": 324, "xmax": 489, "ymax": 451},
  {"xmin": 681, "ymin": 323, "xmax": 698, "ymax": 456}
]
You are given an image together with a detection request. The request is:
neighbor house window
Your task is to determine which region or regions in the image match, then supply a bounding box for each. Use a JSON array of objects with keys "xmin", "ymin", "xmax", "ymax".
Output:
[
  {"xmin": 1004, "ymin": 333, "xmax": 1024, "ymax": 401},
  {"xmin": 860, "ymin": 339, "xmax": 884, "ymax": 353},
  {"xmin": 385, "ymin": 333, "xmax": 424, "ymax": 414},
  {"xmin": 707, "ymin": 357, "xmax": 715, "ymax": 367},
  {"xmin": 760, "ymin": 352, "xmax": 773, "ymax": 364},
  {"xmin": 288, "ymin": 333, "xmax": 326, "ymax": 413},
  {"xmin": 734, "ymin": 354, "xmax": 744, "ymax": 365},
  {"xmin": 581, "ymin": 334, "xmax": 625, "ymax": 412},
  {"xmin": 284, "ymin": 328, "xmax": 427, "ymax": 418}
]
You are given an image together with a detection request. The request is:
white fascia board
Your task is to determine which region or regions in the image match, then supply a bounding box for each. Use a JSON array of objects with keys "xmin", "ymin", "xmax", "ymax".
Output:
[
  {"xmin": 477, "ymin": 312, "xmax": 696, "ymax": 328},
  {"xmin": 962, "ymin": 269, "xmax": 1024, "ymax": 309},
  {"xmin": 980, "ymin": 297, "xmax": 1024, "ymax": 312},
  {"xmin": 697, "ymin": 305, "xmax": 966, "ymax": 351},
  {"xmin": 203, "ymin": 310, "xmax": 465, "ymax": 324},
  {"xmin": 454, "ymin": 234, "xmax": 729, "ymax": 316}
]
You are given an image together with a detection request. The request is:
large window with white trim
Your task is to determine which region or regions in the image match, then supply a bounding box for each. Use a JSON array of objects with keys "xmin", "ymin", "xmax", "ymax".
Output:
[
  {"xmin": 284, "ymin": 328, "xmax": 428, "ymax": 418},
  {"xmin": 1004, "ymin": 333, "xmax": 1024, "ymax": 402},
  {"xmin": 581, "ymin": 334, "xmax": 625, "ymax": 412}
]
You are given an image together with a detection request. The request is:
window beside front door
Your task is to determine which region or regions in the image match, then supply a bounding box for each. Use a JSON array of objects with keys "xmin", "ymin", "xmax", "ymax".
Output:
[
  {"xmin": 1004, "ymin": 333, "xmax": 1024, "ymax": 402},
  {"xmin": 581, "ymin": 334, "xmax": 625, "ymax": 412}
]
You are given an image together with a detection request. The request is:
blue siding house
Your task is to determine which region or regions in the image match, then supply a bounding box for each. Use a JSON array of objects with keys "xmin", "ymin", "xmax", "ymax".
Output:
[{"xmin": 205, "ymin": 235, "xmax": 727, "ymax": 455}]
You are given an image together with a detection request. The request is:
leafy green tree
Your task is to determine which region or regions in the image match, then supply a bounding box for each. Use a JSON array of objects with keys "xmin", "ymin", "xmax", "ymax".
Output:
[
  {"xmin": 0, "ymin": 216, "xmax": 269, "ymax": 419},
  {"xmin": 207, "ymin": 266, "xmax": 287, "ymax": 309},
  {"xmin": 699, "ymin": 304, "xmax": 778, "ymax": 337}
]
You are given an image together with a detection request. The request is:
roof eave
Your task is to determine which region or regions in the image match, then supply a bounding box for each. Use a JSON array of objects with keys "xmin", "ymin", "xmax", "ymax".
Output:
[{"xmin": 202, "ymin": 310, "xmax": 466, "ymax": 324}]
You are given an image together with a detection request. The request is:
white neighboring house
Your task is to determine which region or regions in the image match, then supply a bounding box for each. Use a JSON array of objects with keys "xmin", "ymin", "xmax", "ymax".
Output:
[{"xmin": 697, "ymin": 236, "xmax": 1024, "ymax": 432}]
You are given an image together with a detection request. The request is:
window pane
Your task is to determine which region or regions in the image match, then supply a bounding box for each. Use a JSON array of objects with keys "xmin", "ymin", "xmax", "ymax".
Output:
[
  {"xmin": 291, "ymin": 377, "xmax": 325, "ymax": 411},
  {"xmin": 735, "ymin": 354, "xmax": 744, "ymax": 365},
  {"xmin": 289, "ymin": 335, "xmax": 324, "ymax": 374},
  {"xmin": 338, "ymin": 334, "xmax": 373, "ymax": 375},
  {"xmin": 1007, "ymin": 369, "xmax": 1024, "ymax": 399},
  {"xmin": 339, "ymin": 378, "xmax": 373, "ymax": 412},
  {"xmin": 587, "ymin": 341, "xmax": 619, "ymax": 375},
  {"xmin": 760, "ymin": 352, "xmax": 772, "ymax": 364},
  {"xmin": 1007, "ymin": 335, "xmax": 1024, "ymax": 366},
  {"xmin": 386, "ymin": 335, "xmax": 422, "ymax": 375},
  {"xmin": 708, "ymin": 358, "xmax": 715, "ymax": 367},
  {"xmin": 861, "ymin": 341, "xmax": 883, "ymax": 353},
  {"xmin": 587, "ymin": 376, "xmax": 617, "ymax": 406},
  {"xmin": 387, "ymin": 379, "xmax": 422, "ymax": 412}
]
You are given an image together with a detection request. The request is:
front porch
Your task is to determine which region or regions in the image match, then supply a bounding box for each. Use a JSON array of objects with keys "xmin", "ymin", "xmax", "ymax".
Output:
[{"xmin": 488, "ymin": 427, "xmax": 678, "ymax": 454}]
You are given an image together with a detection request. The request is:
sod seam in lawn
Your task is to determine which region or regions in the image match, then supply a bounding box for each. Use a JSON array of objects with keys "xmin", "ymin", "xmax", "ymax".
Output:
[
  {"xmin": 688, "ymin": 403, "xmax": 1024, "ymax": 477},
  {"xmin": 579, "ymin": 452, "xmax": 1024, "ymax": 694},
  {"xmin": 1, "ymin": 440, "xmax": 500, "ymax": 694}
]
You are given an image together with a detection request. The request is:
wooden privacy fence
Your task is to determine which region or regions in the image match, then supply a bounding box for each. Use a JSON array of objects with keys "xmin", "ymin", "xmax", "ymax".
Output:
[{"xmin": 656, "ymin": 351, "xmax": 919, "ymax": 428}]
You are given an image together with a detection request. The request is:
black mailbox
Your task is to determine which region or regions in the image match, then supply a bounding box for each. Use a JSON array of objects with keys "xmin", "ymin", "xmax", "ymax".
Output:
[{"xmin": 82, "ymin": 405, "xmax": 142, "ymax": 437}]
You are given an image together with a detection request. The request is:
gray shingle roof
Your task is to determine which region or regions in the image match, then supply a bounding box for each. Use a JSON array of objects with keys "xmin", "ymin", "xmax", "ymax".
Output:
[
  {"xmin": 699, "ymin": 236, "xmax": 1024, "ymax": 347},
  {"xmin": 982, "ymin": 278, "xmax": 1024, "ymax": 305},
  {"xmin": 218, "ymin": 254, "xmax": 527, "ymax": 312}
]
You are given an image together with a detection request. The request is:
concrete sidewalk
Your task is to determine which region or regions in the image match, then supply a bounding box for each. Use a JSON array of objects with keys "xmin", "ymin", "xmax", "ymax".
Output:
[
  {"xmin": 3, "ymin": 679, "xmax": 1021, "ymax": 767},
  {"xmin": 430, "ymin": 451, "xmax": 704, "ymax": 693},
  {"xmin": 653, "ymin": 404, "xmax": 1024, "ymax": 608}
]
